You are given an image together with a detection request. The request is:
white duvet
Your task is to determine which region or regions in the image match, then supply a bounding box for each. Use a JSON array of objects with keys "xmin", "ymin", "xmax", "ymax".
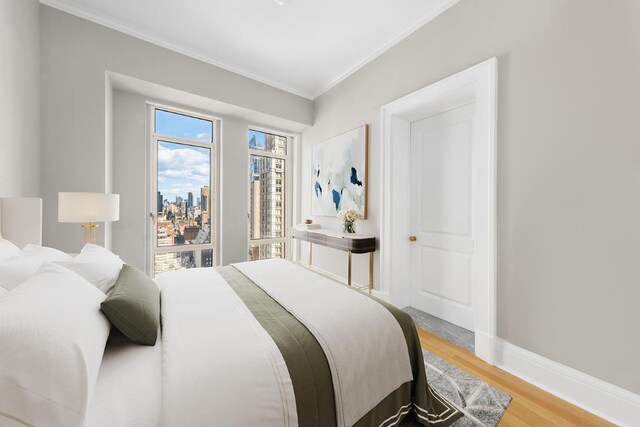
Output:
[
  {"xmin": 87, "ymin": 332, "xmax": 163, "ymax": 427},
  {"xmin": 87, "ymin": 261, "xmax": 413, "ymax": 427},
  {"xmin": 235, "ymin": 259, "xmax": 413, "ymax": 427},
  {"xmin": 156, "ymin": 267, "xmax": 298, "ymax": 427}
]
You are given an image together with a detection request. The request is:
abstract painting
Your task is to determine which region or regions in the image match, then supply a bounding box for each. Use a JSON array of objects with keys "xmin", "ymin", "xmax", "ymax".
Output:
[{"xmin": 312, "ymin": 125, "xmax": 368, "ymax": 218}]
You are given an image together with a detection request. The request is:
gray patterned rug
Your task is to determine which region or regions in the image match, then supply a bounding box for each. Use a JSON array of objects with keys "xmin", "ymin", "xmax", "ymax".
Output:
[{"xmin": 400, "ymin": 350, "xmax": 511, "ymax": 426}]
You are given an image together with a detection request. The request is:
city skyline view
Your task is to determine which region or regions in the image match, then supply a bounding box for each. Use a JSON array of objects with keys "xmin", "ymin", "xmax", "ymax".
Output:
[
  {"xmin": 154, "ymin": 109, "xmax": 214, "ymax": 275},
  {"xmin": 249, "ymin": 129, "xmax": 287, "ymax": 261},
  {"xmin": 157, "ymin": 141, "xmax": 211, "ymax": 204},
  {"xmin": 249, "ymin": 129, "xmax": 265, "ymax": 150},
  {"xmin": 153, "ymin": 111, "xmax": 288, "ymax": 272}
]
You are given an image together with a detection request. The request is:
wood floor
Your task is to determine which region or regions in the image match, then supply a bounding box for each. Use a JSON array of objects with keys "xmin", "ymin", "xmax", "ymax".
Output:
[{"xmin": 417, "ymin": 328, "xmax": 613, "ymax": 426}]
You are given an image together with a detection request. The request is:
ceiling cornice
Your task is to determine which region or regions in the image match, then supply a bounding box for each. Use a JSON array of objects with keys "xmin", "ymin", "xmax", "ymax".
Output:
[
  {"xmin": 39, "ymin": 0, "xmax": 315, "ymax": 99},
  {"xmin": 40, "ymin": 0, "xmax": 462, "ymax": 101},
  {"xmin": 309, "ymin": 0, "xmax": 462, "ymax": 99}
]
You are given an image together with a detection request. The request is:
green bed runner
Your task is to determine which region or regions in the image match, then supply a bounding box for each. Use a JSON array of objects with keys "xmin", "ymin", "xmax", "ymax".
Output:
[{"xmin": 217, "ymin": 266, "xmax": 462, "ymax": 427}]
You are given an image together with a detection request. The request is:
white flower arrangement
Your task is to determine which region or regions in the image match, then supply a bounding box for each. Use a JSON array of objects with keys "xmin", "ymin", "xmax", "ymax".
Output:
[{"xmin": 337, "ymin": 209, "xmax": 363, "ymax": 233}]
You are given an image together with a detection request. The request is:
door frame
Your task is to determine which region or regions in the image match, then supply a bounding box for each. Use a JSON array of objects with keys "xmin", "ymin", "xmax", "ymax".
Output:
[{"xmin": 380, "ymin": 58, "xmax": 497, "ymax": 364}]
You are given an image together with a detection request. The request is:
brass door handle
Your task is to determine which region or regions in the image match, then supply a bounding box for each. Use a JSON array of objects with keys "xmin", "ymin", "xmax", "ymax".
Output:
[{"xmin": 409, "ymin": 236, "xmax": 417, "ymax": 242}]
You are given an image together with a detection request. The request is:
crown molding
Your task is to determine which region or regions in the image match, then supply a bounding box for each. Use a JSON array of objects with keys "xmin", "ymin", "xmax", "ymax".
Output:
[
  {"xmin": 41, "ymin": 0, "xmax": 462, "ymax": 101},
  {"xmin": 39, "ymin": 0, "xmax": 315, "ymax": 100},
  {"xmin": 309, "ymin": 0, "xmax": 462, "ymax": 99}
]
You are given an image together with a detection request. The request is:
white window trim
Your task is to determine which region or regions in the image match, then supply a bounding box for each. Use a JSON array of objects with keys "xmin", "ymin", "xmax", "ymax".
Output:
[
  {"xmin": 147, "ymin": 103, "xmax": 221, "ymax": 276},
  {"xmin": 247, "ymin": 126, "xmax": 294, "ymax": 261}
]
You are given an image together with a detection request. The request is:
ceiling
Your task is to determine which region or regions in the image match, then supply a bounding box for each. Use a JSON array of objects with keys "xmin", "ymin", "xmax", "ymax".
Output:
[{"xmin": 41, "ymin": 0, "xmax": 460, "ymax": 99}]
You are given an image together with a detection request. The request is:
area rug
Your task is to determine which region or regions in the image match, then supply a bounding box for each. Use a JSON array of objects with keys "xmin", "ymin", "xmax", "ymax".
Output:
[{"xmin": 400, "ymin": 350, "xmax": 511, "ymax": 426}]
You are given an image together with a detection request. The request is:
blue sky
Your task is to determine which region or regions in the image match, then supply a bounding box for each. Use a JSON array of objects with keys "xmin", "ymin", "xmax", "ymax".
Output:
[
  {"xmin": 249, "ymin": 129, "xmax": 266, "ymax": 149},
  {"xmin": 155, "ymin": 114, "xmax": 272, "ymax": 205},
  {"xmin": 156, "ymin": 110, "xmax": 212, "ymax": 204},
  {"xmin": 156, "ymin": 109, "xmax": 212, "ymax": 142}
]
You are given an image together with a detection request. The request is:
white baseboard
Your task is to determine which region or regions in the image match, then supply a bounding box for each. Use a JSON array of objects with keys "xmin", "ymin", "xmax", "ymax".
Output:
[
  {"xmin": 493, "ymin": 338, "xmax": 640, "ymax": 426},
  {"xmin": 294, "ymin": 259, "xmax": 640, "ymax": 425},
  {"xmin": 473, "ymin": 330, "xmax": 495, "ymax": 365}
]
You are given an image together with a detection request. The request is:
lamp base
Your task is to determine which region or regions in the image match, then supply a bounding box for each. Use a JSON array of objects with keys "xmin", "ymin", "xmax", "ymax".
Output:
[{"xmin": 81, "ymin": 223, "xmax": 99, "ymax": 245}]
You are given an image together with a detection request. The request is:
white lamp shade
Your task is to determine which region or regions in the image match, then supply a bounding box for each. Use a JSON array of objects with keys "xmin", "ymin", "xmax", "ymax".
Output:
[{"xmin": 58, "ymin": 192, "xmax": 120, "ymax": 223}]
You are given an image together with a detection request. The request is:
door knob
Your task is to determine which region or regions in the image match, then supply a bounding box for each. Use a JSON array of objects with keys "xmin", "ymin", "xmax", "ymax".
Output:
[{"xmin": 409, "ymin": 236, "xmax": 417, "ymax": 242}]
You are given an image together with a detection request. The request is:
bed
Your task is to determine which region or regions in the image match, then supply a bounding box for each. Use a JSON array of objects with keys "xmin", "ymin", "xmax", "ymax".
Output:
[{"xmin": 0, "ymin": 198, "xmax": 462, "ymax": 427}]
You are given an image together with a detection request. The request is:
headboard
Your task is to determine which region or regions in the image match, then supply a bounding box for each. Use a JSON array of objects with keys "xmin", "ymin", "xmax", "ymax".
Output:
[{"xmin": 0, "ymin": 197, "xmax": 43, "ymax": 248}]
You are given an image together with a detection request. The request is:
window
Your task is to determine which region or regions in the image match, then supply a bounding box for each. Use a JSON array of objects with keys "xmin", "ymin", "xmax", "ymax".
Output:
[
  {"xmin": 155, "ymin": 109, "xmax": 213, "ymax": 142},
  {"xmin": 248, "ymin": 129, "xmax": 288, "ymax": 261},
  {"xmin": 151, "ymin": 107, "xmax": 217, "ymax": 276}
]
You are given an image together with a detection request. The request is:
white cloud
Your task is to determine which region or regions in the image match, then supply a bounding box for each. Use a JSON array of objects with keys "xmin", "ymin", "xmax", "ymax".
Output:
[{"xmin": 158, "ymin": 143, "xmax": 210, "ymax": 202}]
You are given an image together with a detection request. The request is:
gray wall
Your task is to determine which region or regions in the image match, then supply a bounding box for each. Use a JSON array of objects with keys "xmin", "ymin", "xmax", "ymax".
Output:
[
  {"xmin": 111, "ymin": 91, "xmax": 146, "ymax": 269},
  {"xmin": 40, "ymin": 5, "xmax": 313, "ymax": 252},
  {"xmin": 32, "ymin": 0, "xmax": 640, "ymax": 395},
  {"xmin": 0, "ymin": 0, "xmax": 40, "ymax": 198},
  {"xmin": 300, "ymin": 0, "xmax": 640, "ymax": 393},
  {"xmin": 112, "ymin": 90, "xmax": 263, "ymax": 271}
]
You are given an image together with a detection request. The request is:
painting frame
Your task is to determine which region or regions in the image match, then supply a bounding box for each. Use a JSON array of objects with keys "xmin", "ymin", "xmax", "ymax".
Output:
[{"xmin": 311, "ymin": 124, "xmax": 368, "ymax": 219}]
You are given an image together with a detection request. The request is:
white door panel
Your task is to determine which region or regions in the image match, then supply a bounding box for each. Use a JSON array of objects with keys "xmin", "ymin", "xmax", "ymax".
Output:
[
  {"xmin": 419, "ymin": 121, "xmax": 472, "ymax": 236},
  {"xmin": 418, "ymin": 248, "xmax": 472, "ymax": 305},
  {"xmin": 410, "ymin": 103, "xmax": 476, "ymax": 331}
]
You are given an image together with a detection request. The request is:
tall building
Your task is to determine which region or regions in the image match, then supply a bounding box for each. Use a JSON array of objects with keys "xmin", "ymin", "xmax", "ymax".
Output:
[
  {"xmin": 154, "ymin": 223, "xmax": 181, "ymax": 274},
  {"xmin": 187, "ymin": 192, "xmax": 193, "ymax": 210},
  {"xmin": 249, "ymin": 156, "xmax": 284, "ymax": 259},
  {"xmin": 201, "ymin": 186, "xmax": 210, "ymax": 214},
  {"xmin": 249, "ymin": 134, "xmax": 259, "ymax": 150},
  {"xmin": 264, "ymin": 132, "xmax": 286, "ymax": 154}
]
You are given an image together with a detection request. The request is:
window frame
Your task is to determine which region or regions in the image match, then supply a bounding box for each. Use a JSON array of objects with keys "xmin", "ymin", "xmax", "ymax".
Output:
[
  {"xmin": 148, "ymin": 103, "xmax": 220, "ymax": 276},
  {"xmin": 247, "ymin": 126, "xmax": 293, "ymax": 261}
]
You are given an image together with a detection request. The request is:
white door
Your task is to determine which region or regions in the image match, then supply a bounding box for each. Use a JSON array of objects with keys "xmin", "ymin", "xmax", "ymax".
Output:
[{"xmin": 409, "ymin": 103, "xmax": 476, "ymax": 331}]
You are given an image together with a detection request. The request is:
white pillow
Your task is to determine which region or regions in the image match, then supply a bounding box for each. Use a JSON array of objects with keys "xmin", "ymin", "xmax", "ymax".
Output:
[
  {"xmin": 22, "ymin": 243, "xmax": 73, "ymax": 262},
  {"xmin": 54, "ymin": 244, "xmax": 124, "ymax": 294},
  {"xmin": 0, "ymin": 263, "xmax": 110, "ymax": 427},
  {"xmin": 0, "ymin": 287, "xmax": 7, "ymax": 296},
  {"xmin": 0, "ymin": 237, "xmax": 21, "ymax": 262},
  {"xmin": 0, "ymin": 256, "xmax": 44, "ymax": 291}
]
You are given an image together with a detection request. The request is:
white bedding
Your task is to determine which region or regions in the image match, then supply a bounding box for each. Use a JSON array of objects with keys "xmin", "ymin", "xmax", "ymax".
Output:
[
  {"xmin": 0, "ymin": 264, "xmax": 110, "ymax": 427},
  {"xmin": 234, "ymin": 259, "xmax": 414, "ymax": 427},
  {"xmin": 86, "ymin": 332, "xmax": 163, "ymax": 427},
  {"xmin": 156, "ymin": 267, "xmax": 298, "ymax": 427},
  {"xmin": 84, "ymin": 260, "xmax": 414, "ymax": 427}
]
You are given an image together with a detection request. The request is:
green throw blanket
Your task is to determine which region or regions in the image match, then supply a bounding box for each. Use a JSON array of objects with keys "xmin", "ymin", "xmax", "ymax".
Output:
[{"xmin": 217, "ymin": 266, "xmax": 462, "ymax": 427}]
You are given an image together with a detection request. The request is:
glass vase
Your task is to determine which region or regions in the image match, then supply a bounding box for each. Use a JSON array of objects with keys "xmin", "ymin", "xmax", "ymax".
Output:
[{"xmin": 343, "ymin": 219, "xmax": 356, "ymax": 234}]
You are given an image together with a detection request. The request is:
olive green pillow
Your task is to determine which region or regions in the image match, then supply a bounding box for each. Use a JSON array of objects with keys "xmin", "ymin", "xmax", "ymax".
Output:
[{"xmin": 100, "ymin": 265, "xmax": 159, "ymax": 346}]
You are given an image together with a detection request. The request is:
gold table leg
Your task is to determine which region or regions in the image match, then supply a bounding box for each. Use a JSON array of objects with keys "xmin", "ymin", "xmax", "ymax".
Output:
[
  {"xmin": 348, "ymin": 251, "xmax": 352, "ymax": 286},
  {"xmin": 308, "ymin": 243, "xmax": 312, "ymax": 269},
  {"xmin": 369, "ymin": 252, "xmax": 373, "ymax": 294}
]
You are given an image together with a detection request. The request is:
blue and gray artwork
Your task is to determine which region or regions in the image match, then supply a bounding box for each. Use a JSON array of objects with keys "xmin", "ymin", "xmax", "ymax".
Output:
[{"xmin": 312, "ymin": 126, "xmax": 366, "ymax": 216}]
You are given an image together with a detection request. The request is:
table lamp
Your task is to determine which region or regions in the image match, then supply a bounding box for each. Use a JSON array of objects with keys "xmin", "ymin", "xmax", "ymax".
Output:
[{"xmin": 58, "ymin": 192, "xmax": 120, "ymax": 245}]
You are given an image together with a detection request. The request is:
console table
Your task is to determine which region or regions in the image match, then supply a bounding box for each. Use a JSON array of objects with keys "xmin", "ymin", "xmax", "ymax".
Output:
[{"xmin": 292, "ymin": 226, "xmax": 376, "ymax": 293}]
